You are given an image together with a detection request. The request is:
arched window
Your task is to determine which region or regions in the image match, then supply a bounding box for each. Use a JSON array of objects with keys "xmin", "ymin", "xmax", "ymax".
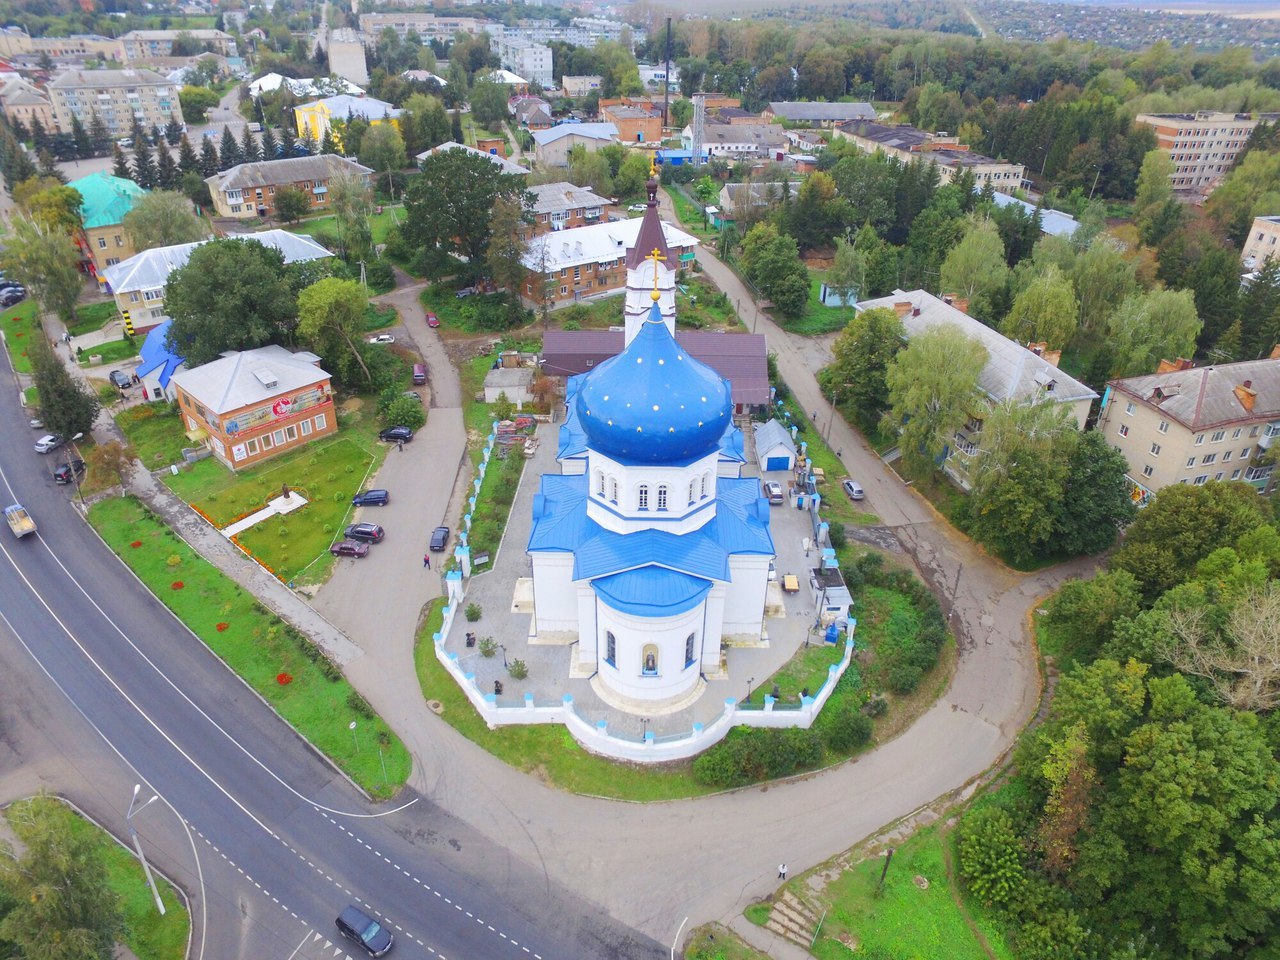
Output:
[
  {"xmin": 605, "ymin": 631, "xmax": 616, "ymax": 665},
  {"xmin": 700, "ymin": 473, "xmax": 709, "ymax": 499},
  {"xmin": 637, "ymin": 484, "xmax": 649, "ymax": 510},
  {"xmin": 688, "ymin": 478, "xmax": 697, "ymax": 505},
  {"xmin": 595, "ymin": 470, "xmax": 605, "ymax": 498},
  {"xmin": 609, "ymin": 476, "xmax": 619, "ymax": 503},
  {"xmin": 641, "ymin": 644, "xmax": 658, "ymax": 676},
  {"xmin": 656, "ymin": 484, "xmax": 668, "ymax": 511},
  {"xmin": 685, "ymin": 633, "xmax": 696, "ymax": 667}
]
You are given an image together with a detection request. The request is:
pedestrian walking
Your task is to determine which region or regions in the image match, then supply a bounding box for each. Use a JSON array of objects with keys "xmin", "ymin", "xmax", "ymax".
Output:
[
  {"xmin": 423, "ymin": 553, "xmax": 430, "ymax": 569},
  {"xmin": 778, "ymin": 863, "xmax": 788, "ymax": 880},
  {"xmin": 397, "ymin": 439, "xmax": 404, "ymax": 452}
]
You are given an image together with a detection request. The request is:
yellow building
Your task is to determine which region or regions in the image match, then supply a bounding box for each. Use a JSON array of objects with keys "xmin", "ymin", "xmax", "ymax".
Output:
[{"xmin": 293, "ymin": 95, "xmax": 400, "ymax": 148}]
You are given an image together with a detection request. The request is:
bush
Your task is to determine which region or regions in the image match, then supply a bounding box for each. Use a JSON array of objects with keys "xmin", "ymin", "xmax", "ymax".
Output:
[
  {"xmin": 478, "ymin": 636, "xmax": 497, "ymax": 657},
  {"xmin": 346, "ymin": 690, "xmax": 375, "ymax": 718},
  {"xmin": 956, "ymin": 807, "xmax": 1025, "ymax": 910},
  {"xmin": 381, "ymin": 394, "xmax": 426, "ymax": 431},
  {"xmin": 465, "ymin": 602, "xmax": 482, "ymax": 622},
  {"xmin": 827, "ymin": 522, "xmax": 847, "ymax": 550},
  {"xmin": 365, "ymin": 259, "xmax": 394, "ymax": 291},
  {"xmin": 820, "ymin": 704, "xmax": 873, "ymax": 751},
  {"xmin": 692, "ymin": 727, "xmax": 825, "ymax": 788},
  {"xmin": 507, "ymin": 658, "xmax": 528, "ymax": 680}
]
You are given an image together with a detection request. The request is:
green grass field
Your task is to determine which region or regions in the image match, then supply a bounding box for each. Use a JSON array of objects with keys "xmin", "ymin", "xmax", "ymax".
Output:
[
  {"xmin": 70, "ymin": 300, "xmax": 118, "ymax": 337},
  {"xmin": 5, "ymin": 796, "xmax": 190, "ymax": 960},
  {"xmin": 80, "ymin": 337, "xmax": 140, "ymax": 368},
  {"xmin": 663, "ymin": 185, "xmax": 718, "ymax": 241},
  {"xmin": 288, "ymin": 207, "xmax": 402, "ymax": 246},
  {"xmin": 1, "ymin": 299, "xmax": 42, "ymax": 374},
  {"xmin": 782, "ymin": 277, "xmax": 852, "ymax": 337},
  {"xmin": 116, "ymin": 404, "xmax": 191, "ymax": 470},
  {"xmin": 88, "ymin": 497, "xmax": 411, "ymax": 798},
  {"xmin": 685, "ymin": 923, "xmax": 770, "ymax": 960}
]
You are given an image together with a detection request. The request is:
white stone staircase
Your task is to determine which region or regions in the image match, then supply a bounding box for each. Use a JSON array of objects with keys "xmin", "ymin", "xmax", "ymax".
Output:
[{"xmin": 766, "ymin": 889, "xmax": 821, "ymax": 949}]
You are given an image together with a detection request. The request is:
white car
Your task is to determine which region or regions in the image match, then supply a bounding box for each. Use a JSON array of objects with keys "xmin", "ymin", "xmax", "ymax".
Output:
[
  {"xmin": 34, "ymin": 434, "xmax": 64, "ymax": 454},
  {"xmin": 627, "ymin": 203, "xmax": 647, "ymax": 212},
  {"xmin": 367, "ymin": 334, "xmax": 395, "ymax": 345}
]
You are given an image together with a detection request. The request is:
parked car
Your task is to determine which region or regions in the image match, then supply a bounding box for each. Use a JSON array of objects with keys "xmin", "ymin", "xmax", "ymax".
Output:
[
  {"xmin": 378, "ymin": 426, "xmax": 413, "ymax": 443},
  {"xmin": 343, "ymin": 522, "xmax": 385, "ymax": 543},
  {"xmin": 454, "ymin": 286, "xmax": 475, "ymax": 299},
  {"xmin": 412, "ymin": 363, "xmax": 427, "ymax": 384},
  {"xmin": 28, "ymin": 415, "xmax": 43, "ymax": 429},
  {"xmin": 352, "ymin": 489, "xmax": 389, "ymax": 507},
  {"xmin": 108, "ymin": 369, "xmax": 132, "ymax": 389},
  {"xmin": 429, "ymin": 525, "xmax": 450, "ymax": 551},
  {"xmin": 842, "ymin": 479, "xmax": 865, "ymax": 501},
  {"xmin": 762, "ymin": 480, "xmax": 784, "ymax": 505},
  {"xmin": 0, "ymin": 278, "xmax": 24, "ymax": 291},
  {"xmin": 628, "ymin": 203, "xmax": 647, "ymax": 212},
  {"xmin": 34, "ymin": 434, "xmax": 64, "ymax": 454},
  {"xmin": 53, "ymin": 459, "xmax": 86, "ymax": 484},
  {"xmin": 368, "ymin": 334, "xmax": 395, "ymax": 345},
  {"xmin": 0, "ymin": 288, "xmax": 26, "ymax": 306},
  {"xmin": 425, "ymin": 312, "xmax": 439, "ymax": 328},
  {"xmin": 116, "ymin": 137, "xmax": 133, "ymax": 148},
  {"xmin": 330, "ymin": 540, "xmax": 370, "ymax": 558},
  {"xmin": 402, "ymin": 391, "xmax": 421, "ymax": 402},
  {"xmin": 335, "ymin": 905, "xmax": 393, "ymax": 958}
]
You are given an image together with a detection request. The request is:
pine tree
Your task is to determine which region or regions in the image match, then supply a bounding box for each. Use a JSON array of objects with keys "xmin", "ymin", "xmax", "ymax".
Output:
[
  {"xmin": 111, "ymin": 142, "xmax": 131, "ymax": 180},
  {"xmin": 299, "ymin": 129, "xmax": 317, "ymax": 155},
  {"xmin": 156, "ymin": 140, "xmax": 178, "ymax": 190},
  {"xmin": 131, "ymin": 116, "xmax": 146, "ymax": 144},
  {"xmin": 278, "ymin": 122, "xmax": 297, "ymax": 156},
  {"xmin": 451, "ymin": 109, "xmax": 463, "ymax": 144},
  {"xmin": 70, "ymin": 113, "xmax": 91, "ymax": 159},
  {"xmin": 29, "ymin": 116, "xmax": 48, "ymax": 151},
  {"xmin": 165, "ymin": 117, "xmax": 183, "ymax": 145},
  {"xmin": 260, "ymin": 125, "xmax": 279, "ymax": 161},
  {"xmin": 88, "ymin": 111, "xmax": 109, "ymax": 155},
  {"xmin": 199, "ymin": 136, "xmax": 219, "ymax": 177},
  {"xmin": 8, "ymin": 118, "xmax": 27, "ymax": 143},
  {"xmin": 218, "ymin": 126, "xmax": 241, "ymax": 170},
  {"xmin": 36, "ymin": 149, "xmax": 63, "ymax": 181},
  {"xmin": 150, "ymin": 123, "xmax": 163, "ymax": 147},
  {"xmin": 131, "ymin": 139, "xmax": 157, "ymax": 188},
  {"xmin": 240, "ymin": 124, "xmax": 260, "ymax": 163},
  {"xmin": 177, "ymin": 133, "xmax": 198, "ymax": 174},
  {"xmin": 320, "ymin": 129, "xmax": 337, "ymax": 155}
]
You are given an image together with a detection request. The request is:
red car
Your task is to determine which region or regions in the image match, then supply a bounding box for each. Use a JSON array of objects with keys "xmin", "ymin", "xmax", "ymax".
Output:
[
  {"xmin": 330, "ymin": 540, "xmax": 370, "ymax": 558},
  {"xmin": 426, "ymin": 311, "xmax": 439, "ymax": 328}
]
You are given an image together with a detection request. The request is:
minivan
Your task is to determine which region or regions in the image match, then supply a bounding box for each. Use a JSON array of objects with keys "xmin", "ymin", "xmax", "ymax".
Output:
[
  {"xmin": 335, "ymin": 905, "xmax": 393, "ymax": 957},
  {"xmin": 412, "ymin": 364, "xmax": 426, "ymax": 385}
]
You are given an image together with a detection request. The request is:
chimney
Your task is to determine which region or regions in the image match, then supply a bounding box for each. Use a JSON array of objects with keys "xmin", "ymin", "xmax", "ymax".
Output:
[
  {"xmin": 953, "ymin": 296, "xmax": 970, "ymax": 314},
  {"xmin": 893, "ymin": 301, "xmax": 912, "ymax": 318},
  {"xmin": 1156, "ymin": 358, "xmax": 1195, "ymax": 374},
  {"xmin": 912, "ymin": 306, "xmax": 921, "ymax": 317},
  {"xmin": 1235, "ymin": 383, "xmax": 1258, "ymax": 413}
]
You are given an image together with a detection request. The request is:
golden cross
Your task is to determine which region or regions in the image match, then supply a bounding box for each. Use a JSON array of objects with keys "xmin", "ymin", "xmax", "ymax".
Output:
[
  {"xmin": 648, "ymin": 155, "xmax": 658, "ymax": 179},
  {"xmin": 646, "ymin": 247, "xmax": 666, "ymax": 302}
]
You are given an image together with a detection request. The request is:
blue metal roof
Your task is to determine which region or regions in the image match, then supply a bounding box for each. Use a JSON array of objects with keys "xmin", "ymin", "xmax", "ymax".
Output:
[
  {"xmin": 592, "ymin": 566, "xmax": 713, "ymax": 617},
  {"xmin": 136, "ymin": 320, "xmax": 185, "ymax": 389}
]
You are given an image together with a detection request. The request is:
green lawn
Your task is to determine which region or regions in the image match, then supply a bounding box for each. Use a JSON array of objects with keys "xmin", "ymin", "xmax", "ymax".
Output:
[
  {"xmin": 809, "ymin": 823, "xmax": 1014, "ymax": 960},
  {"xmin": 165, "ymin": 434, "xmax": 381, "ymax": 582},
  {"xmin": 288, "ymin": 207, "xmax": 402, "ymax": 246},
  {"xmin": 685, "ymin": 923, "xmax": 770, "ymax": 960},
  {"xmin": 80, "ymin": 337, "xmax": 140, "ymax": 368},
  {"xmin": 70, "ymin": 300, "xmax": 118, "ymax": 337},
  {"xmin": 365, "ymin": 303, "xmax": 398, "ymax": 331},
  {"xmin": 747, "ymin": 641, "xmax": 845, "ymax": 706},
  {"xmin": 23, "ymin": 384, "xmax": 37, "ymax": 407},
  {"xmin": 1, "ymin": 299, "xmax": 42, "ymax": 374},
  {"xmin": 5, "ymin": 796, "xmax": 189, "ymax": 960},
  {"xmin": 782, "ymin": 277, "xmax": 852, "ymax": 337},
  {"xmin": 116, "ymin": 404, "xmax": 191, "ymax": 470},
  {"xmin": 420, "ymin": 283, "xmax": 524, "ymax": 334},
  {"xmin": 89, "ymin": 497, "xmax": 411, "ymax": 798},
  {"xmin": 662, "ymin": 185, "xmax": 718, "ymax": 241}
]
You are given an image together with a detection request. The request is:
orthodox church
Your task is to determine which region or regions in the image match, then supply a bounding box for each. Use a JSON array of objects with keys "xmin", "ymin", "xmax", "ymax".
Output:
[{"xmin": 525, "ymin": 169, "xmax": 776, "ymax": 714}]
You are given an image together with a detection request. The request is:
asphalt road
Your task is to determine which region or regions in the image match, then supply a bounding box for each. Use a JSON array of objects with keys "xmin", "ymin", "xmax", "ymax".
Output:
[{"xmin": 0, "ymin": 382, "xmax": 661, "ymax": 959}]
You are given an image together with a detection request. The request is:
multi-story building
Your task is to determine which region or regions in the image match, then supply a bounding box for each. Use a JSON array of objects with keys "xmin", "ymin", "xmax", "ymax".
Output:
[
  {"xmin": 48, "ymin": 68, "xmax": 183, "ymax": 138},
  {"xmin": 415, "ymin": 141, "xmax": 530, "ymax": 175},
  {"xmin": 531, "ymin": 122, "xmax": 618, "ymax": 167},
  {"xmin": 1134, "ymin": 111, "xmax": 1262, "ymax": 194},
  {"xmin": 1242, "ymin": 215, "xmax": 1280, "ymax": 272},
  {"xmin": 325, "ymin": 28, "xmax": 369, "ymax": 87},
  {"xmin": 521, "ymin": 217, "xmax": 697, "ymax": 307},
  {"xmin": 293, "ymin": 95, "xmax": 399, "ymax": 147},
  {"xmin": 119, "ymin": 29, "xmax": 237, "ymax": 59},
  {"xmin": 600, "ymin": 97, "xmax": 663, "ymax": 143},
  {"xmin": 523, "ymin": 182, "xmax": 611, "ymax": 238},
  {"xmin": 566, "ymin": 17, "xmax": 629, "ymax": 46},
  {"xmin": 102, "ymin": 230, "xmax": 332, "ymax": 334},
  {"xmin": 205, "ymin": 155, "xmax": 374, "ymax": 219},
  {"xmin": 493, "ymin": 35, "xmax": 553, "ymax": 89},
  {"xmin": 357, "ymin": 13, "xmax": 494, "ymax": 43},
  {"xmin": 858, "ymin": 290, "xmax": 1096, "ymax": 489},
  {"xmin": 171, "ymin": 344, "xmax": 336, "ymax": 471},
  {"xmin": 638, "ymin": 63, "xmax": 679, "ymax": 91},
  {"xmin": 67, "ymin": 172, "xmax": 147, "ymax": 280},
  {"xmin": 0, "ymin": 27, "xmax": 125, "ymax": 61},
  {"xmin": 835, "ymin": 120, "xmax": 1027, "ymax": 193},
  {"xmin": 0, "ymin": 76, "xmax": 55, "ymax": 133},
  {"xmin": 1098, "ymin": 357, "xmax": 1280, "ymax": 502},
  {"xmin": 562, "ymin": 75, "xmax": 602, "ymax": 98}
]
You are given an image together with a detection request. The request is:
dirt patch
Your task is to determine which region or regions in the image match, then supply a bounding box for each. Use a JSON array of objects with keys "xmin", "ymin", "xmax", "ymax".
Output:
[{"xmin": 914, "ymin": 874, "xmax": 930, "ymax": 890}]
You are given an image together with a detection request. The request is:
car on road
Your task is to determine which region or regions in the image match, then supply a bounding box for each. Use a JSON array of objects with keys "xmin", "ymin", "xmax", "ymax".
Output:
[
  {"xmin": 425, "ymin": 311, "xmax": 439, "ymax": 328},
  {"xmin": 116, "ymin": 137, "xmax": 133, "ymax": 148},
  {"xmin": 627, "ymin": 203, "xmax": 647, "ymax": 212},
  {"xmin": 28, "ymin": 415, "xmax": 43, "ymax": 429},
  {"xmin": 34, "ymin": 434, "xmax": 64, "ymax": 454},
  {"xmin": 368, "ymin": 334, "xmax": 395, "ymax": 345},
  {"xmin": 53, "ymin": 459, "xmax": 86, "ymax": 484},
  {"xmin": 378, "ymin": 426, "xmax": 413, "ymax": 443},
  {"xmin": 329, "ymin": 539, "xmax": 370, "ymax": 558},
  {"xmin": 343, "ymin": 522, "xmax": 385, "ymax": 543},
  {"xmin": 352, "ymin": 489, "xmax": 389, "ymax": 507},
  {"xmin": 762, "ymin": 480, "xmax": 784, "ymax": 505},
  {"xmin": 0, "ymin": 287, "xmax": 26, "ymax": 306},
  {"xmin": 335, "ymin": 905, "xmax": 393, "ymax": 957},
  {"xmin": 108, "ymin": 369, "xmax": 132, "ymax": 389},
  {"xmin": 429, "ymin": 525, "xmax": 450, "ymax": 551},
  {"xmin": 842, "ymin": 479, "xmax": 865, "ymax": 501}
]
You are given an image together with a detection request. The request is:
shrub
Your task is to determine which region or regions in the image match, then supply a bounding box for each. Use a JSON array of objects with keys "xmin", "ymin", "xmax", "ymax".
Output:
[
  {"xmin": 956, "ymin": 806, "xmax": 1025, "ymax": 909},
  {"xmin": 478, "ymin": 636, "xmax": 497, "ymax": 657},
  {"xmin": 346, "ymin": 690, "xmax": 375, "ymax": 718},
  {"xmin": 820, "ymin": 705, "xmax": 873, "ymax": 751},
  {"xmin": 692, "ymin": 727, "xmax": 825, "ymax": 788},
  {"xmin": 381, "ymin": 394, "xmax": 426, "ymax": 431},
  {"xmin": 562, "ymin": 318, "xmax": 581, "ymax": 331},
  {"xmin": 827, "ymin": 522, "xmax": 847, "ymax": 550},
  {"xmin": 365, "ymin": 259, "xmax": 394, "ymax": 291},
  {"xmin": 465, "ymin": 602, "xmax": 482, "ymax": 622},
  {"xmin": 507, "ymin": 658, "xmax": 528, "ymax": 680}
]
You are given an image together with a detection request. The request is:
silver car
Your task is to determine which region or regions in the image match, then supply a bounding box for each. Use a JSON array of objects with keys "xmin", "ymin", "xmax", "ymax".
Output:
[
  {"xmin": 842, "ymin": 479, "xmax": 864, "ymax": 501},
  {"xmin": 34, "ymin": 434, "xmax": 64, "ymax": 454}
]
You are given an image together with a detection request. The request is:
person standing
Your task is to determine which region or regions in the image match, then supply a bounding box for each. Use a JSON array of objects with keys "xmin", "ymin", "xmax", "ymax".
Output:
[
  {"xmin": 778, "ymin": 863, "xmax": 787, "ymax": 880},
  {"xmin": 423, "ymin": 553, "xmax": 430, "ymax": 569}
]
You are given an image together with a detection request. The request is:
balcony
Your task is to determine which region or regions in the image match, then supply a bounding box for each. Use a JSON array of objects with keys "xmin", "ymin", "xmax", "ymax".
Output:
[
  {"xmin": 1257, "ymin": 422, "xmax": 1280, "ymax": 450},
  {"xmin": 951, "ymin": 432, "xmax": 979, "ymax": 459}
]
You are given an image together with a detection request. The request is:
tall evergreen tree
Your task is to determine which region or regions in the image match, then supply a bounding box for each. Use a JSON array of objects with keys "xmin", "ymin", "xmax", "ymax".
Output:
[
  {"xmin": 164, "ymin": 117, "xmax": 183, "ymax": 145},
  {"xmin": 260, "ymin": 125, "xmax": 279, "ymax": 161},
  {"xmin": 199, "ymin": 136, "xmax": 219, "ymax": 177},
  {"xmin": 218, "ymin": 126, "xmax": 241, "ymax": 170},
  {"xmin": 155, "ymin": 140, "xmax": 178, "ymax": 190},
  {"xmin": 320, "ymin": 128, "xmax": 337, "ymax": 155},
  {"xmin": 177, "ymin": 133, "xmax": 198, "ymax": 174},
  {"xmin": 88, "ymin": 111, "xmax": 109, "ymax": 155},
  {"xmin": 451, "ymin": 109, "xmax": 463, "ymax": 143},
  {"xmin": 150, "ymin": 123, "xmax": 163, "ymax": 147},
  {"xmin": 70, "ymin": 113, "xmax": 91, "ymax": 159},
  {"xmin": 36, "ymin": 148, "xmax": 63, "ymax": 182},
  {"xmin": 111, "ymin": 143, "xmax": 131, "ymax": 180},
  {"xmin": 131, "ymin": 138, "xmax": 157, "ymax": 188},
  {"xmin": 299, "ymin": 129, "xmax": 317, "ymax": 155},
  {"xmin": 240, "ymin": 124, "xmax": 260, "ymax": 163},
  {"xmin": 28, "ymin": 115, "xmax": 48, "ymax": 151},
  {"xmin": 278, "ymin": 122, "xmax": 297, "ymax": 156}
]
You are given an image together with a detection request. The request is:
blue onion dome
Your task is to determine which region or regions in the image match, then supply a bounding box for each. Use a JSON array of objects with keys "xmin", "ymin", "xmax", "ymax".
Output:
[{"xmin": 576, "ymin": 302, "xmax": 731, "ymax": 463}]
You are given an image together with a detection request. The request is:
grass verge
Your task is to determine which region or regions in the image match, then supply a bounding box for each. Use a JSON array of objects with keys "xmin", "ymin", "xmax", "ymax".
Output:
[
  {"xmin": 1, "ymin": 299, "xmax": 42, "ymax": 374},
  {"xmin": 70, "ymin": 300, "xmax": 118, "ymax": 337},
  {"xmin": 80, "ymin": 337, "xmax": 140, "ymax": 368},
  {"xmin": 365, "ymin": 303, "xmax": 398, "ymax": 331},
  {"xmin": 781, "ymin": 277, "xmax": 852, "ymax": 337},
  {"xmin": 88, "ymin": 497, "xmax": 411, "ymax": 798},
  {"xmin": 662, "ymin": 185, "xmax": 718, "ymax": 241},
  {"xmin": 5, "ymin": 796, "xmax": 189, "ymax": 960},
  {"xmin": 685, "ymin": 922, "xmax": 770, "ymax": 959},
  {"xmin": 116, "ymin": 404, "xmax": 190, "ymax": 470}
]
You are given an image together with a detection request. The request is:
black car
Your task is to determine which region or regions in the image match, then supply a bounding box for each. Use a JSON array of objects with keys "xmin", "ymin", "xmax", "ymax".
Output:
[
  {"xmin": 335, "ymin": 905, "xmax": 393, "ymax": 958},
  {"xmin": 53, "ymin": 459, "xmax": 86, "ymax": 485},
  {"xmin": 0, "ymin": 288, "xmax": 26, "ymax": 306},
  {"xmin": 352, "ymin": 489, "xmax": 390, "ymax": 507},
  {"xmin": 429, "ymin": 525, "xmax": 450, "ymax": 551},
  {"xmin": 108, "ymin": 369, "xmax": 132, "ymax": 389},
  {"xmin": 344, "ymin": 522, "xmax": 385, "ymax": 543},
  {"xmin": 0, "ymin": 279, "xmax": 23, "ymax": 291},
  {"xmin": 378, "ymin": 426, "xmax": 413, "ymax": 443},
  {"xmin": 330, "ymin": 540, "xmax": 370, "ymax": 558}
]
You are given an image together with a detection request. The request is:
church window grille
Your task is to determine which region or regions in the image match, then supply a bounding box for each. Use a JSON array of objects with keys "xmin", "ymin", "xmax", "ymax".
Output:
[
  {"xmin": 605, "ymin": 631, "xmax": 616, "ymax": 666},
  {"xmin": 701, "ymin": 473, "xmax": 710, "ymax": 499},
  {"xmin": 637, "ymin": 485, "xmax": 649, "ymax": 510},
  {"xmin": 685, "ymin": 633, "xmax": 695, "ymax": 667},
  {"xmin": 657, "ymin": 485, "xmax": 668, "ymax": 511},
  {"xmin": 596, "ymin": 470, "xmax": 605, "ymax": 497},
  {"xmin": 609, "ymin": 476, "xmax": 618, "ymax": 503},
  {"xmin": 688, "ymin": 479, "xmax": 696, "ymax": 505}
]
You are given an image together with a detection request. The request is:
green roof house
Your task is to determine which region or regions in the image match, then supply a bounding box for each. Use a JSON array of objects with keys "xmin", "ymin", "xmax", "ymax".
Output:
[{"xmin": 67, "ymin": 172, "xmax": 147, "ymax": 280}]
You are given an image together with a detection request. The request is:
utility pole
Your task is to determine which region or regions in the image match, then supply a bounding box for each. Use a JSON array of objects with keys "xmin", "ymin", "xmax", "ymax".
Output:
[{"xmin": 661, "ymin": 18, "xmax": 672, "ymax": 129}]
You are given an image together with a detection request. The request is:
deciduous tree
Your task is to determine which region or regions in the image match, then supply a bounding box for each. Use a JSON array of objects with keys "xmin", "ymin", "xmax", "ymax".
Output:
[
  {"xmin": 87, "ymin": 439, "xmax": 136, "ymax": 494},
  {"xmin": 821, "ymin": 305, "xmax": 904, "ymax": 429},
  {"xmin": 122, "ymin": 190, "xmax": 204, "ymax": 251},
  {"xmin": 0, "ymin": 215, "xmax": 82, "ymax": 321},
  {"xmin": 296, "ymin": 277, "xmax": 372, "ymax": 387},
  {"xmin": 1001, "ymin": 263, "xmax": 1078, "ymax": 350},
  {"xmin": 939, "ymin": 216, "xmax": 1009, "ymax": 321},
  {"xmin": 1104, "ymin": 288, "xmax": 1201, "ymax": 377},
  {"xmin": 486, "ymin": 196, "xmax": 530, "ymax": 328},
  {"xmin": 28, "ymin": 337, "xmax": 100, "ymax": 438}
]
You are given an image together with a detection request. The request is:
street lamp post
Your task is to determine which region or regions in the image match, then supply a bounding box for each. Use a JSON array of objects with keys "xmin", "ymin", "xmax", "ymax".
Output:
[
  {"xmin": 125, "ymin": 785, "xmax": 166, "ymax": 916},
  {"xmin": 500, "ymin": 644, "xmax": 508, "ymax": 668},
  {"xmin": 745, "ymin": 676, "xmax": 755, "ymax": 704}
]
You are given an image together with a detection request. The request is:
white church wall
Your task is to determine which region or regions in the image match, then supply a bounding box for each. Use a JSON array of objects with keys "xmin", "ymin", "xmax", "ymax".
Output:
[
  {"xmin": 584, "ymin": 449, "xmax": 720, "ymax": 535},
  {"xmin": 700, "ymin": 587, "xmax": 726, "ymax": 669},
  {"xmin": 596, "ymin": 600, "xmax": 704, "ymax": 702},
  {"xmin": 560, "ymin": 454, "xmax": 586, "ymax": 476},
  {"xmin": 723, "ymin": 554, "xmax": 772, "ymax": 635},
  {"xmin": 530, "ymin": 551, "xmax": 578, "ymax": 631},
  {"xmin": 575, "ymin": 586, "xmax": 598, "ymax": 663}
]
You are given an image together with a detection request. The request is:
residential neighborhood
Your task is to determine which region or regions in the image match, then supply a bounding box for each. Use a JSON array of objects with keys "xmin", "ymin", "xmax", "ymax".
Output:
[{"xmin": 1, "ymin": 3, "xmax": 1280, "ymax": 960}]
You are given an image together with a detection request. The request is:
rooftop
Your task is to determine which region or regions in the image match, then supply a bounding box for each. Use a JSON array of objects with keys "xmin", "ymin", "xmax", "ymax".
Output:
[
  {"xmin": 414, "ymin": 141, "xmax": 529, "ymax": 176},
  {"xmin": 531, "ymin": 122, "xmax": 618, "ymax": 146},
  {"xmin": 103, "ymin": 230, "xmax": 332, "ymax": 294},
  {"xmin": 485, "ymin": 69, "xmax": 529, "ymax": 86},
  {"xmin": 767, "ymin": 101, "xmax": 876, "ymax": 122},
  {"xmin": 67, "ymin": 171, "xmax": 146, "ymax": 230},
  {"xmin": 247, "ymin": 73, "xmax": 363, "ymax": 98},
  {"xmin": 696, "ymin": 124, "xmax": 787, "ymax": 146},
  {"xmin": 136, "ymin": 319, "xmax": 185, "ymax": 390},
  {"xmin": 299, "ymin": 94, "xmax": 399, "ymax": 121},
  {"xmin": 206, "ymin": 154, "xmax": 373, "ymax": 193},
  {"xmin": 49, "ymin": 67, "xmax": 170, "ymax": 88},
  {"xmin": 171, "ymin": 344, "xmax": 329, "ymax": 415},
  {"xmin": 858, "ymin": 290, "xmax": 1097, "ymax": 408},
  {"xmin": 1108, "ymin": 359, "xmax": 1280, "ymax": 431},
  {"xmin": 839, "ymin": 120, "xmax": 1011, "ymax": 167},
  {"xmin": 527, "ymin": 181, "xmax": 609, "ymax": 215},
  {"xmin": 120, "ymin": 28, "xmax": 232, "ymax": 40},
  {"xmin": 523, "ymin": 217, "xmax": 696, "ymax": 272}
]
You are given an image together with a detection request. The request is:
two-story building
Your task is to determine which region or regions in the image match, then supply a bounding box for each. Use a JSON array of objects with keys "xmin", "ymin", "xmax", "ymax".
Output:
[
  {"xmin": 67, "ymin": 171, "xmax": 148, "ymax": 280},
  {"xmin": 293, "ymin": 94, "xmax": 399, "ymax": 148},
  {"xmin": 205, "ymin": 155, "xmax": 374, "ymax": 219},
  {"xmin": 523, "ymin": 182, "xmax": 611, "ymax": 238},
  {"xmin": 520, "ymin": 217, "xmax": 697, "ymax": 308},
  {"xmin": 681, "ymin": 122, "xmax": 787, "ymax": 159},
  {"xmin": 170, "ymin": 344, "xmax": 336, "ymax": 471},
  {"xmin": 531, "ymin": 122, "xmax": 617, "ymax": 167},
  {"xmin": 835, "ymin": 120, "xmax": 1027, "ymax": 193},
  {"xmin": 0, "ymin": 76, "xmax": 54, "ymax": 133},
  {"xmin": 599, "ymin": 97, "xmax": 663, "ymax": 143},
  {"xmin": 1098, "ymin": 357, "xmax": 1280, "ymax": 503},
  {"xmin": 562, "ymin": 75, "xmax": 602, "ymax": 98}
]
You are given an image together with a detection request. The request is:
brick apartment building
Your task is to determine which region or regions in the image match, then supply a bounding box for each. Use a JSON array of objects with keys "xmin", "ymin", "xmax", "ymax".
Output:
[
  {"xmin": 1134, "ymin": 111, "xmax": 1268, "ymax": 194},
  {"xmin": 523, "ymin": 182, "xmax": 611, "ymax": 238}
]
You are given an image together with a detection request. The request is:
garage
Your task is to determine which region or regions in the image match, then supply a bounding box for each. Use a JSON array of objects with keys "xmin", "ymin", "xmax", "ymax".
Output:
[{"xmin": 753, "ymin": 419, "xmax": 798, "ymax": 473}]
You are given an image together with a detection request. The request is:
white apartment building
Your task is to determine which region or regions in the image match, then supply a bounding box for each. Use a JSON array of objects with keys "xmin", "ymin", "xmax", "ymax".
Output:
[
  {"xmin": 1098, "ymin": 358, "xmax": 1280, "ymax": 503},
  {"xmin": 48, "ymin": 68, "xmax": 183, "ymax": 137},
  {"xmin": 357, "ymin": 13, "xmax": 494, "ymax": 43},
  {"xmin": 493, "ymin": 35, "xmax": 553, "ymax": 89},
  {"xmin": 0, "ymin": 27, "xmax": 124, "ymax": 61},
  {"xmin": 119, "ymin": 29, "xmax": 237, "ymax": 59},
  {"xmin": 1134, "ymin": 111, "xmax": 1263, "ymax": 193},
  {"xmin": 1242, "ymin": 216, "xmax": 1280, "ymax": 272}
]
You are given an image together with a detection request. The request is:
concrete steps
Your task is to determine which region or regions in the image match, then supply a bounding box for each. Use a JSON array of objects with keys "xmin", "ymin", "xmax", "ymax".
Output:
[{"xmin": 766, "ymin": 889, "xmax": 821, "ymax": 949}]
